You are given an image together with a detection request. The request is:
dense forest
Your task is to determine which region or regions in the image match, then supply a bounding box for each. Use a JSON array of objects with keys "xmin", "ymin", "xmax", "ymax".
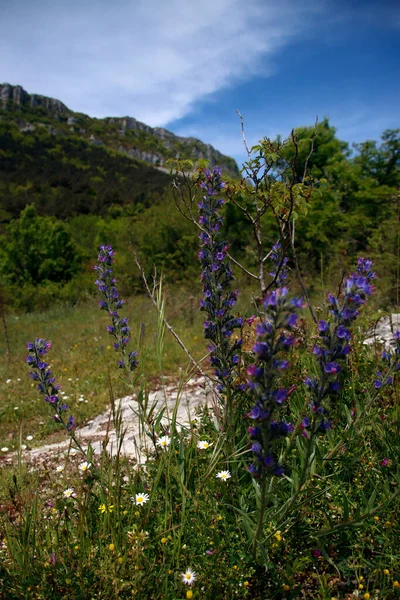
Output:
[{"xmin": 0, "ymin": 111, "xmax": 398, "ymax": 311}]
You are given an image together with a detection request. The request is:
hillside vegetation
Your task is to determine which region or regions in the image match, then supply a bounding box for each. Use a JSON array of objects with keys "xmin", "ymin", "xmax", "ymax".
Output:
[{"xmin": 0, "ymin": 86, "xmax": 398, "ymax": 311}]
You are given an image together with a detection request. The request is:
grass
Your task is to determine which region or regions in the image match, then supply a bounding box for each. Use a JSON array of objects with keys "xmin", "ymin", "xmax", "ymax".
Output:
[
  {"xmin": 0, "ymin": 282, "xmax": 399, "ymax": 599},
  {"xmin": 0, "ymin": 286, "xmax": 208, "ymax": 450}
]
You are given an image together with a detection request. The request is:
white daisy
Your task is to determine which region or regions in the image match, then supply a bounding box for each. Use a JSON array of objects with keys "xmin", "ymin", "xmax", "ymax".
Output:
[
  {"xmin": 216, "ymin": 470, "xmax": 231, "ymax": 481},
  {"xmin": 26, "ymin": 435, "xmax": 33, "ymax": 441},
  {"xmin": 197, "ymin": 440, "xmax": 213, "ymax": 450},
  {"xmin": 132, "ymin": 493, "xmax": 150, "ymax": 505},
  {"xmin": 156, "ymin": 435, "xmax": 170, "ymax": 449},
  {"xmin": 6, "ymin": 379, "xmax": 11, "ymax": 384},
  {"xmin": 69, "ymin": 449, "xmax": 78, "ymax": 456},
  {"xmin": 181, "ymin": 567, "xmax": 197, "ymax": 586},
  {"xmin": 78, "ymin": 461, "xmax": 91, "ymax": 472},
  {"xmin": 1, "ymin": 447, "xmax": 9, "ymax": 452},
  {"xmin": 63, "ymin": 488, "xmax": 75, "ymax": 499},
  {"xmin": 56, "ymin": 465, "xmax": 64, "ymax": 473}
]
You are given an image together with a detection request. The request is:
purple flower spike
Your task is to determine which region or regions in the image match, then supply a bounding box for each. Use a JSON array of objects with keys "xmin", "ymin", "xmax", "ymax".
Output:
[
  {"xmin": 246, "ymin": 250, "xmax": 301, "ymax": 478},
  {"xmin": 26, "ymin": 339, "xmax": 74, "ymax": 434},
  {"xmin": 94, "ymin": 245, "xmax": 138, "ymax": 374},
  {"xmin": 306, "ymin": 259, "xmax": 376, "ymax": 429},
  {"xmin": 196, "ymin": 167, "xmax": 242, "ymax": 395}
]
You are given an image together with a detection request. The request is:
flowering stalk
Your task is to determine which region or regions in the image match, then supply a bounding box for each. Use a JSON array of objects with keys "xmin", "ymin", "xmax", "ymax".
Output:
[
  {"xmin": 197, "ymin": 167, "xmax": 243, "ymax": 438},
  {"xmin": 375, "ymin": 330, "xmax": 400, "ymax": 388},
  {"xmin": 246, "ymin": 287, "xmax": 300, "ymax": 478},
  {"xmin": 245, "ymin": 283, "xmax": 301, "ymax": 549},
  {"xmin": 303, "ymin": 258, "xmax": 376, "ymax": 435},
  {"xmin": 26, "ymin": 338, "xmax": 78, "ymax": 438},
  {"xmin": 280, "ymin": 257, "xmax": 376, "ymax": 514},
  {"xmin": 94, "ymin": 245, "xmax": 138, "ymax": 374},
  {"xmin": 268, "ymin": 241, "xmax": 289, "ymax": 289}
]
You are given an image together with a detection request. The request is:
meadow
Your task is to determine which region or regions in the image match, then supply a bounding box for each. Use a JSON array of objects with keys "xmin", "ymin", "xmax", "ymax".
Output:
[{"xmin": 0, "ymin": 148, "xmax": 399, "ymax": 600}]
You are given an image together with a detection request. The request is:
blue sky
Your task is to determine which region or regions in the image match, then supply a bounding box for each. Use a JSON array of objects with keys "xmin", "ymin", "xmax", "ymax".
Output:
[{"xmin": 1, "ymin": 0, "xmax": 399, "ymax": 168}]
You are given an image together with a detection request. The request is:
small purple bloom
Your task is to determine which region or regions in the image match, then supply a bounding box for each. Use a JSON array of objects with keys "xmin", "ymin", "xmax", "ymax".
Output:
[
  {"xmin": 318, "ymin": 320, "xmax": 329, "ymax": 332},
  {"xmin": 324, "ymin": 362, "xmax": 340, "ymax": 375}
]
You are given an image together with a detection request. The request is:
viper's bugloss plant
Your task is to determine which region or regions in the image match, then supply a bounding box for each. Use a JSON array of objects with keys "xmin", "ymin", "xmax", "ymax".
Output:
[
  {"xmin": 246, "ymin": 287, "xmax": 301, "ymax": 478},
  {"xmin": 196, "ymin": 168, "xmax": 244, "ymax": 447},
  {"xmin": 94, "ymin": 244, "xmax": 138, "ymax": 373},
  {"xmin": 375, "ymin": 329, "xmax": 400, "ymax": 388},
  {"xmin": 269, "ymin": 241, "xmax": 289, "ymax": 289},
  {"xmin": 26, "ymin": 338, "xmax": 75, "ymax": 431},
  {"xmin": 197, "ymin": 168, "xmax": 243, "ymax": 393},
  {"xmin": 303, "ymin": 258, "xmax": 377, "ymax": 432}
]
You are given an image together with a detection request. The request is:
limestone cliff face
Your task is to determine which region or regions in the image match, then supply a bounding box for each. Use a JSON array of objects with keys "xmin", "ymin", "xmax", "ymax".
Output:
[
  {"xmin": 0, "ymin": 83, "xmax": 68, "ymax": 115},
  {"xmin": 0, "ymin": 83, "xmax": 239, "ymax": 175}
]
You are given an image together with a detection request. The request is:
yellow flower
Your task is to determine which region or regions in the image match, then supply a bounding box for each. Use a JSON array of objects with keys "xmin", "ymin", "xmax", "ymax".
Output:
[
  {"xmin": 186, "ymin": 592, "xmax": 193, "ymax": 599},
  {"xmin": 109, "ymin": 543, "xmax": 115, "ymax": 551},
  {"xmin": 118, "ymin": 557, "xmax": 123, "ymax": 564},
  {"xmin": 282, "ymin": 584, "xmax": 290, "ymax": 591},
  {"xmin": 274, "ymin": 531, "xmax": 282, "ymax": 542},
  {"xmin": 384, "ymin": 569, "xmax": 390, "ymax": 575},
  {"xmin": 394, "ymin": 581, "xmax": 400, "ymax": 588},
  {"xmin": 373, "ymin": 516, "xmax": 379, "ymax": 522},
  {"xmin": 98, "ymin": 503, "xmax": 114, "ymax": 513},
  {"xmin": 243, "ymin": 581, "xmax": 249, "ymax": 587},
  {"xmin": 161, "ymin": 537, "xmax": 167, "ymax": 544},
  {"xmin": 74, "ymin": 545, "xmax": 79, "ymax": 550},
  {"xmin": 359, "ymin": 583, "xmax": 364, "ymax": 589},
  {"xmin": 363, "ymin": 593, "xmax": 370, "ymax": 600}
]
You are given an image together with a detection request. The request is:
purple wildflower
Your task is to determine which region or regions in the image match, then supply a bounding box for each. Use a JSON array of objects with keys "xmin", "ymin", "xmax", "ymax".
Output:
[
  {"xmin": 196, "ymin": 167, "xmax": 242, "ymax": 395},
  {"xmin": 305, "ymin": 258, "xmax": 376, "ymax": 429},
  {"xmin": 94, "ymin": 245, "xmax": 138, "ymax": 373},
  {"xmin": 26, "ymin": 339, "xmax": 74, "ymax": 433},
  {"xmin": 269, "ymin": 241, "xmax": 289, "ymax": 288},
  {"xmin": 246, "ymin": 270, "xmax": 301, "ymax": 477}
]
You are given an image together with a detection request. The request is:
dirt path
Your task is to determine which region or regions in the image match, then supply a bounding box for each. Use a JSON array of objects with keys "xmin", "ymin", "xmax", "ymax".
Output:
[{"xmin": 17, "ymin": 376, "xmax": 214, "ymax": 465}]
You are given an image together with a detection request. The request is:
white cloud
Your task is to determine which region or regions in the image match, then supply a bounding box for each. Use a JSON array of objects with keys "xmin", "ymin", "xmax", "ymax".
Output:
[{"xmin": 0, "ymin": 0, "xmax": 326, "ymax": 126}]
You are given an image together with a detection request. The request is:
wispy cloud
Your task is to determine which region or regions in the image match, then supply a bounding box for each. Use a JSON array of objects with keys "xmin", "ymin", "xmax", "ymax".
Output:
[{"xmin": 0, "ymin": 0, "xmax": 326, "ymax": 125}]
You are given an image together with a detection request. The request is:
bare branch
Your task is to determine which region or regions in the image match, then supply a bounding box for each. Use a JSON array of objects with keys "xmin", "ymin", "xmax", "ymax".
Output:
[
  {"xmin": 236, "ymin": 109, "xmax": 252, "ymax": 159},
  {"xmin": 303, "ymin": 116, "xmax": 319, "ymax": 183},
  {"xmin": 227, "ymin": 252, "xmax": 259, "ymax": 280}
]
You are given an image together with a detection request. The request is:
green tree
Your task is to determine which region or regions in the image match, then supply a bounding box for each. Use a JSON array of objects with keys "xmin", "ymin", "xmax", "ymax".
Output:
[
  {"xmin": 0, "ymin": 204, "xmax": 82, "ymax": 286},
  {"xmin": 277, "ymin": 118, "xmax": 349, "ymax": 182}
]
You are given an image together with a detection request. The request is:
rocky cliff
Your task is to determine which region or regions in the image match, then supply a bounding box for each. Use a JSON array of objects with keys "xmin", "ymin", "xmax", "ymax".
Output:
[{"xmin": 0, "ymin": 83, "xmax": 239, "ymax": 176}]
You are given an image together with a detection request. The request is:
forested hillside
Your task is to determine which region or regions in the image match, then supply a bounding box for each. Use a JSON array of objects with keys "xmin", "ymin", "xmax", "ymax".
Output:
[{"xmin": 0, "ymin": 90, "xmax": 398, "ymax": 312}]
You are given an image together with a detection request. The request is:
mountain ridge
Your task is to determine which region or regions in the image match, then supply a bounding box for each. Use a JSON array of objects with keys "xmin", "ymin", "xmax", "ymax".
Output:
[{"xmin": 0, "ymin": 83, "xmax": 239, "ymax": 176}]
